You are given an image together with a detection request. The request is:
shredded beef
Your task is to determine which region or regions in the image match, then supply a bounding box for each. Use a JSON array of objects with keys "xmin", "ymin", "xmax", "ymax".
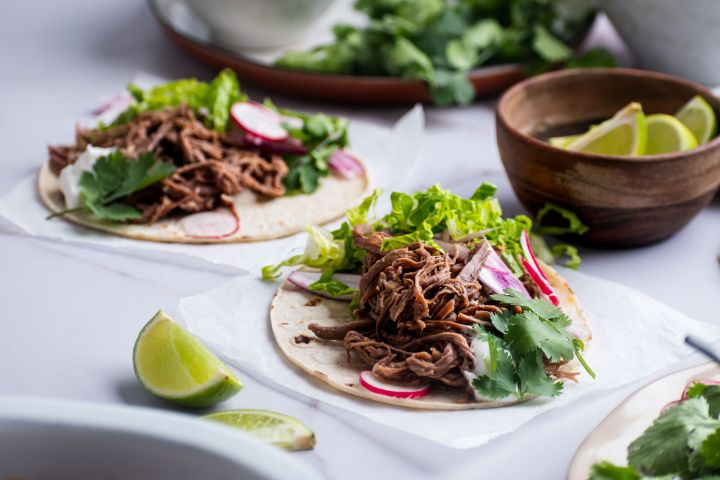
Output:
[
  {"xmin": 48, "ymin": 105, "xmax": 288, "ymax": 223},
  {"xmin": 310, "ymin": 225, "xmax": 577, "ymax": 394}
]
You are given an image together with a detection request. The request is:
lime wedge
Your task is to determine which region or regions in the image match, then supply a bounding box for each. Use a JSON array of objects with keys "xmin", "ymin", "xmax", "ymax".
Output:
[
  {"xmin": 204, "ymin": 410, "xmax": 316, "ymax": 451},
  {"xmin": 133, "ymin": 310, "xmax": 242, "ymax": 407},
  {"xmin": 566, "ymin": 102, "xmax": 647, "ymax": 156},
  {"xmin": 548, "ymin": 134, "xmax": 581, "ymax": 149},
  {"xmin": 645, "ymin": 114, "xmax": 698, "ymax": 155},
  {"xmin": 675, "ymin": 95, "xmax": 717, "ymax": 145}
]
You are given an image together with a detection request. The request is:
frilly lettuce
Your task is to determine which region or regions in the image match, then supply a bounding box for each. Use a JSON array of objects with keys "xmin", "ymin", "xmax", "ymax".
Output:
[
  {"xmin": 263, "ymin": 183, "xmax": 538, "ymax": 281},
  {"xmin": 106, "ymin": 68, "xmax": 246, "ymax": 133}
]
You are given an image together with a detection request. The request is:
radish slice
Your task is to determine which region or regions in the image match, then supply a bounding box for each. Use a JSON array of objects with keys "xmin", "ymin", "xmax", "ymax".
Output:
[
  {"xmin": 681, "ymin": 379, "xmax": 720, "ymax": 400},
  {"xmin": 520, "ymin": 230, "xmax": 548, "ymax": 281},
  {"xmin": 287, "ymin": 271, "xmax": 360, "ymax": 301},
  {"xmin": 359, "ymin": 371, "xmax": 431, "ymax": 399},
  {"xmin": 661, "ymin": 400, "xmax": 681, "ymax": 413},
  {"xmin": 329, "ymin": 149, "xmax": 365, "ymax": 178},
  {"xmin": 180, "ymin": 209, "xmax": 239, "ymax": 239},
  {"xmin": 479, "ymin": 248, "xmax": 530, "ymax": 297},
  {"xmin": 519, "ymin": 230, "xmax": 560, "ymax": 306},
  {"xmin": 230, "ymin": 102, "xmax": 288, "ymax": 141}
]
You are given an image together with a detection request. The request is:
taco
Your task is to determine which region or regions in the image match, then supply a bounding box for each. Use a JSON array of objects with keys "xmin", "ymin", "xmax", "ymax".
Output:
[
  {"xmin": 40, "ymin": 69, "xmax": 368, "ymax": 243},
  {"xmin": 266, "ymin": 185, "xmax": 593, "ymax": 409}
]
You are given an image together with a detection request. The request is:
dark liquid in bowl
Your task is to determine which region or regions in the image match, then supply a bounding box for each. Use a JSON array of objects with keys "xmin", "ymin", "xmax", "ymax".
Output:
[{"xmin": 532, "ymin": 117, "xmax": 606, "ymax": 142}]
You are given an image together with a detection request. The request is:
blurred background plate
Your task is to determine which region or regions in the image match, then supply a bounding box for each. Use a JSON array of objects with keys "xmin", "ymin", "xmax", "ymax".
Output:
[
  {"xmin": 567, "ymin": 362, "xmax": 720, "ymax": 480},
  {"xmin": 0, "ymin": 396, "xmax": 320, "ymax": 480},
  {"xmin": 149, "ymin": 0, "xmax": 535, "ymax": 103}
]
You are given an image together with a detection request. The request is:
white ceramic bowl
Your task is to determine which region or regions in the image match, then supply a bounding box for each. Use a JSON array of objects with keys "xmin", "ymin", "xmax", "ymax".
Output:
[
  {"xmin": 0, "ymin": 397, "xmax": 320, "ymax": 480},
  {"xmin": 602, "ymin": 0, "xmax": 720, "ymax": 86},
  {"xmin": 183, "ymin": 0, "xmax": 336, "ymax": 51}
]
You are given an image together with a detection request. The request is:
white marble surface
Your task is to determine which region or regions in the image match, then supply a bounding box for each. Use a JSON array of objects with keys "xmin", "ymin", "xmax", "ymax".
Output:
[{"xmin": 1, "ymin": 2, "xmax": 719, "ymax": 479}]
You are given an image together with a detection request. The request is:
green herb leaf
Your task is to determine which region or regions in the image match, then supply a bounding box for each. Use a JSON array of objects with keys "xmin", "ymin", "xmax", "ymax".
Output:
[
  {"xmin": 76, "ymin": 151, "xmax": 175, "ymax": 222},
  {"xmin": 532, "ymin": 25, "xmax": 573, "ymax": 62},
  {"xmin": 308, "ymin": 270, "xmax": 358, "ymax": 297},
  {"xmin": 589, "ymin": 461, "xmax": 642, "ymax": 480},
  {"xmin": 627, "ymin": 398, "xmax": 720, "ymax": 476},
  {"xmin": 504, "ymin": 310, "xmax": 574, "ymax": 363},
  {"xmin": 566, "ymin": 48, "xmax": 617, "ymax": 69}
]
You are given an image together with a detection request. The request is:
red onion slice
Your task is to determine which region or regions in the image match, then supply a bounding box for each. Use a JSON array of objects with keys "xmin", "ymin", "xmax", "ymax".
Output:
[
  {"xmin": 287, "ymin": 271, "xmax": 360, "ymax": 301},
  {"xmin": 329, "ymin": 149, "xmax": 365, "ymax": 178},
  {"xmin": 479, "ymin": 248, "xmax": 530, "ymax": 297}
]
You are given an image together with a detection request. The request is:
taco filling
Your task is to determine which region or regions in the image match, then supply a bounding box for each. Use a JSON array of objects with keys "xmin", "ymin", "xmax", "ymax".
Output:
[
  {"xmin": 267, "ymin": 184, "xmax": 593, "ymax": 405},
  {"xmin": 42, "ymin": 69, "xmax": 366, "ymax": 241}
]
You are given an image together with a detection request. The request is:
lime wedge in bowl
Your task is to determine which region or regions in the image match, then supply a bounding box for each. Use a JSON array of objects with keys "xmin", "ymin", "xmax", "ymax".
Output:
[
  {"xmin": 566, "ymin": 102, "xmax": 647, "ymax": 156},
  {"xmin": 645, "ymin": 114, "xmax": 698, "ymax": 155},
  {"xmin": 548, "ymin": 134, "xmax": 581, "ymax": 149},
  {"xmin": 675, "ymin": 95, "xmax": 717, "ymax": 145},
  {"xmin": 205, "ymin": 410, "xmax": 316, "ymax": 451},
  {"xmin": 133, "ymin": 310, "xmax": 242, "ymax": 407}
]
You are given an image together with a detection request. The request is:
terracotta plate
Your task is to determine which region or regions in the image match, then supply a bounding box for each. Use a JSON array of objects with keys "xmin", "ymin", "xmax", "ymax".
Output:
[
  {"xmin": 148, "ymin": 0, "xmax": 528, "ymax": 104},
  {"xmin": 567, "ymin": 362, "xmax": 720, "ymax": 480}
]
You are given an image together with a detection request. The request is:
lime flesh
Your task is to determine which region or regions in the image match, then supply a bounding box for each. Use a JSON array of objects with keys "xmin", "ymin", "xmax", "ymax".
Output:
[
  {"xmin": 548, "ymin": 134, "xmax": 581, "ymax": 149},
  {"xmin": 675, "ymin": 95, "xmax": 717, "ymax": 145},
  {"xmin": 566, "ymin": 102, "xmax": 647, "ymax": 156},
  {"xmin": 133, "ymin": 310, "xmax": 242, "ymax": 407},
  {"xmin": 204, "ymin": 410, "xmax": 315, "ymax": 451},
  {"xmin": 645, "ymin": 114, "xmax": 698, "ymax": 155}
]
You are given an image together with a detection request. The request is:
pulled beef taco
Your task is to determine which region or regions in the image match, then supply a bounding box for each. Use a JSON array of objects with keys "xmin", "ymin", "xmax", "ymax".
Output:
[
  {"xmin": 266, "ymin": 185, "xmax": 593, "ymax": 409},
  {"xmin": 39, "ymin": 69, "xmax": 368, "ymax": 243}
]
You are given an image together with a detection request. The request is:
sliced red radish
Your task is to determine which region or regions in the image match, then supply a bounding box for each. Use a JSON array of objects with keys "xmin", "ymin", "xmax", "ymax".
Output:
[
  {"xmin": 681, "ymin": 378, "xmax": 720, "ymax": 400},
  {"xmin": 519, "ymin": 230, "xmax": 560, "ymax": 306},
  {"xmin": 180, "ymin": 209, "xmax": 239, "ymax": 239},
  {"xmin": 359, "ymin": 370, "xmax": 430, "ymax": 399},
  {"xmin": 230, "ymin": 102, "xmax": 288, "ymax": 141},
  {"xmin": 479, "ymin": 248, "xmax": 530, "ymax": 297},
  {"xmin": 661, "ymin": 400, "xmax": 681, "ymax": 413},
  {"xmin": 329, "ymin": 149, "xmax": 365, "ymax": 178},
  {"xmin": 521, "ymin": 257, "xmax": 560, "ymax": 306},
  {"xmin": 287, "ymin": 270, "xmax": 360, "ymax": 301}
]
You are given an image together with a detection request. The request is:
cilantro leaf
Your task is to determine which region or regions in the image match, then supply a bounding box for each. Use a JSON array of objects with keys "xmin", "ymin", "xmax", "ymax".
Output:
[
  {"xmin": 471, "ymin": 333, "xmax": 518, "ymax": 399},
  {"xmin": 516, "ymin": 350, "xmax": 563, "ymax": 398},
  {"xmin": 532, "ymin": 25, "xmax": 573, "ymax": 62},
  {"xmin": 628, "ymin": 398, "xmax": 720, "ymax": 476},
  {"xmin": 589, "ymin": 461, "xmax": 642, "ymax": 480},
  {"xmin": 504, "ymin": 310, "xmax": 574, "ymax": 363},
  {"xmin": 701, "ymin": 428, "xmax": 720, "ymax": 469},
  {"xmin": 491, "ymin": 289, "xmax": 564, "ymax": 322},
  {"xmin": 75, "ymin": 151, "xmax": 175, "ymax": 222},
  {"xmin": 566, "ymin": 48, "xmax": 617, "ymax": 69},
  {"xmin": 687, "ymin": 383, "xmax": 720, "ymax": 419}
]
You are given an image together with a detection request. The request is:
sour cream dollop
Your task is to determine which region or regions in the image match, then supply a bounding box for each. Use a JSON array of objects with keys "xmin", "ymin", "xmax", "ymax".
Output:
[{"xmin": 59, "ymin": 146, "xmax": 116, "ymax": 209}]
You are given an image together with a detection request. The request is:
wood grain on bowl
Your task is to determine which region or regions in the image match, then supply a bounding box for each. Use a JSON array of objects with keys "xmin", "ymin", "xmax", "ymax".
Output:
[{"xmin": 496, "ymin": 68, "xmax": 720, "ymax": 247}]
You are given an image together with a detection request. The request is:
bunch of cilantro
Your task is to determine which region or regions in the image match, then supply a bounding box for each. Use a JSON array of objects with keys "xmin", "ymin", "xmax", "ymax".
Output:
[
  {"xmin": 473, "ymin": 289, "xmax": 593, "ymax": 400},
  {"xmin": 591, "ymin": 382, "xmax": 720, "ymax": 479},
  {"xmin": 104, "ymin": 69, "xmax": 350, "ymax": 196},
  {"xmin": 275, "ymin": 0, "xmax": 614, "ymax": 105}
]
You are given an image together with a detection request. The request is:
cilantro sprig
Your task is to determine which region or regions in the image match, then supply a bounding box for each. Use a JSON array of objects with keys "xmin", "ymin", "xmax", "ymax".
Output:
[
  {"xmin": 50, "ymin": 151, "xmax": 175, "ymax": 222},
  {"xmin": 590, "ymin": 383, "xmax": 720, "ymax": 479},
  {"xmin": 470, "ymin": 288, "xmax": 593, "ymax": 401}
]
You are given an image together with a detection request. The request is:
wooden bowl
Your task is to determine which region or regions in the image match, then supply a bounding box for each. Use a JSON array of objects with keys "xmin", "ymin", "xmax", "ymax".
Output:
[{"xmin": 496, "ymin": 68, "xmax": 720, "ymax": 247}]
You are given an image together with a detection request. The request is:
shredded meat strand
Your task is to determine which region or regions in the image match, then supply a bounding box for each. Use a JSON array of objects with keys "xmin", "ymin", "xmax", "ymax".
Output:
[{"xmin": 48, "ymin": 104, "xmax": 288, "ymax": 223}]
